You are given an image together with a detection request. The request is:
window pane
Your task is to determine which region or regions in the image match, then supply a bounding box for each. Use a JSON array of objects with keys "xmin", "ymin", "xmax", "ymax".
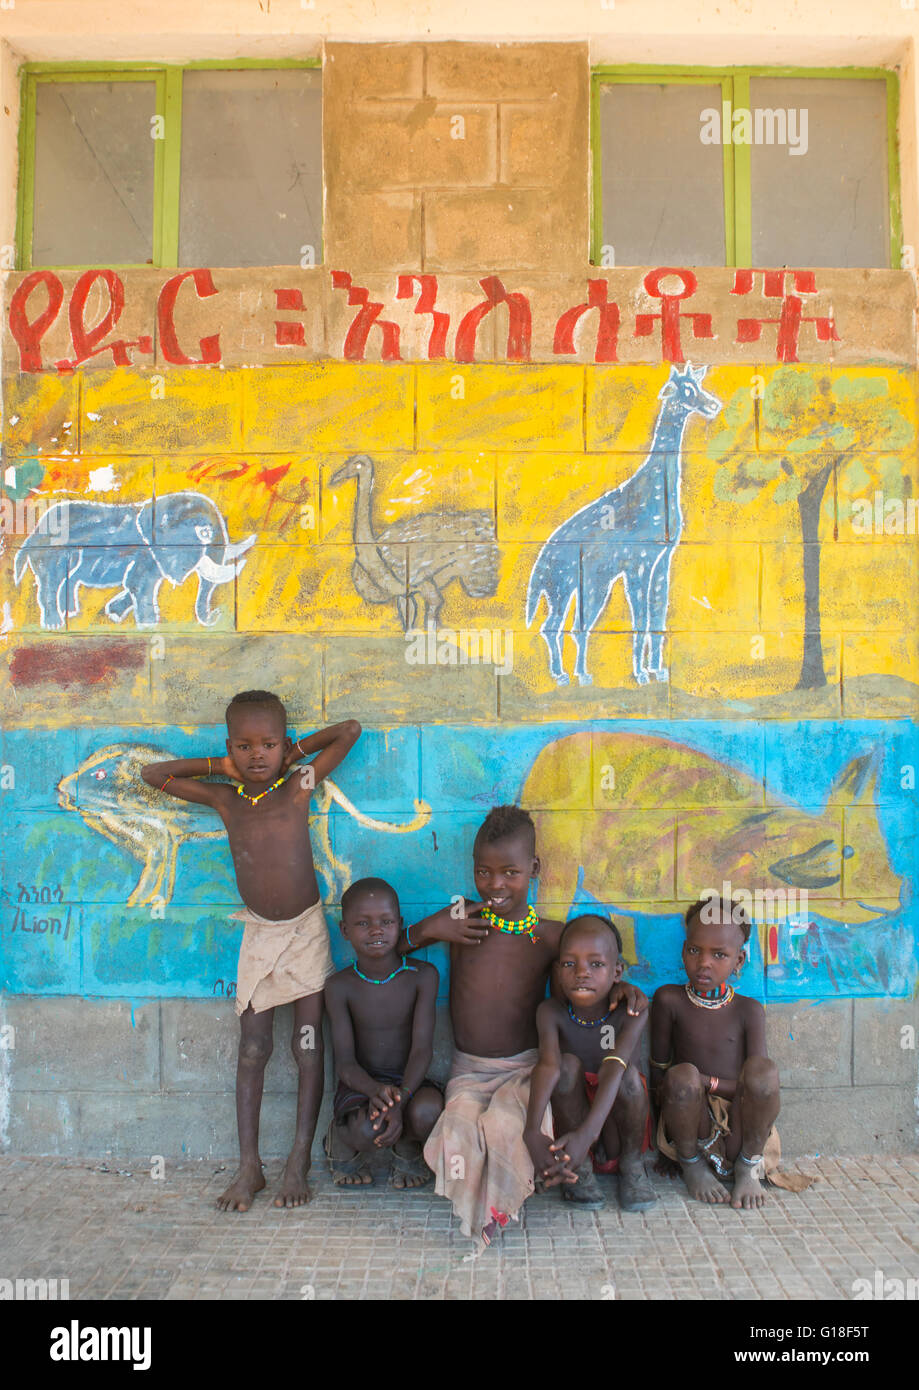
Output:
[
  {"xmin": 750, "ymin": 77, "xmax": 889, "ymax": 268},
  {"xmin": 32, "ymin": 81, "xmax": 156, "ymax": 266},
  {"xmin": 179, "ymin": 69, "xmax": 322, "ymax": 267},
  {"xmin": 598, "ymin": 82, "xmax": 725, "ymax": 266}
]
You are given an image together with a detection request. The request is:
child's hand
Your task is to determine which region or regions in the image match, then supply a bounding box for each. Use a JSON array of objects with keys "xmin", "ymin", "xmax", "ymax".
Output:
[
  {"xmin": 368, "ymin": 1084, "xmax": 401, "ymax": 1119},
  {"xmin": 371, "ymin": 1101, "xmax": 403, "ymax": 1147},
  {"xmin": 550, "ymin": 1130, "xmax": 591, "ymax": 1178},
  {"xmin": 215, "ymin": 754, "xmax": 244, "ymax": 782},
  {"xmin": 426, "ymin": 902, "xmax": 490, "ymax": 947},
  {"xmin": 525, "ymin": 1130, "xmax": 570, "ymax": 1187},
  {"xmin": 609, "ymin": 981, "xmax": 648, "ymax": 1016},
  {"xmin": 280, "ymin": 740, "xmax": 304, "ymax": 773}
]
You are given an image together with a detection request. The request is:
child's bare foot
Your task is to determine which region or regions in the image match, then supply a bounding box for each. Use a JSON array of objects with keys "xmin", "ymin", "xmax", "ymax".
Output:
[
  {"xmin": 680, "ymin": 1157, "xmax": 729, "ymax": 1204},
  {"xmin": 216, "ymin": 1162, "xmax": 266, "ymax": 1212},
  {"xmin": 731, "ymin": 1162, "xmax": 766, "ymax": 1209},
  {"xmin": 390, "ymin": 1139, "xmax": 432, "ymax": 1189},
  {"xmin": 274, "ymin": 1151, "xmax": 312, "ymax": 1207}
]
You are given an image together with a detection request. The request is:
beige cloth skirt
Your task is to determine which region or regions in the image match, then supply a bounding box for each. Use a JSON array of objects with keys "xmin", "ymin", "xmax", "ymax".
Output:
[{"xmin": 230, "ymin": 898, "xmax": 334, "ymax": 1016}]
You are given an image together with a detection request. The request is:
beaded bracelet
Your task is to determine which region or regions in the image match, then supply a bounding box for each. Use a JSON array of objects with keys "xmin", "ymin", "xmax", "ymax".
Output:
[
  {"xmin": 295, "ymin": 738, "xmax": 306, "ymax": 758},
  {"xmin": 400, "ymin": 1086, "xmax": 413, "ymax": 1103},
  {"xmin": 405, "ymin": 922, "xmax": 416, "ymax": 949},
  {"xmin": 162, "ymin": 775, "xmax": 175, "ymax": 789}
]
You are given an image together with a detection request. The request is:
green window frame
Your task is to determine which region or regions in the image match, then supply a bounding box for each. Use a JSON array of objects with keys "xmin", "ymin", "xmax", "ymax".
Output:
[
  {"xmin": 590, "ymin": 65, "xmax": 902, "ymax": 270},
  {"xmin": 16, "ymin": 58, "xmax": 322, "ymax": 271}
]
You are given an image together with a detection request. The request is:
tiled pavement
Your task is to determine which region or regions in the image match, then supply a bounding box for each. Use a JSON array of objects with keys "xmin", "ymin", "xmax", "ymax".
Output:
[{"xmin": 1, "ymin": 1153, "xmax": 917, "ymax": 1300}]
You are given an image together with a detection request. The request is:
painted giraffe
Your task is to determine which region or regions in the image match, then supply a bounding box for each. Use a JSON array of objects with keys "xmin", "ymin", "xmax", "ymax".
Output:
[{"xmin": 525, "ymin": 362, "xmax": 722, "ymax": 686}]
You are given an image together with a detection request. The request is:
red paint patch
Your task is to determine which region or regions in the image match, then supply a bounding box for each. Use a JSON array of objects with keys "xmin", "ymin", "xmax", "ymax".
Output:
[
  {"xmin": 10, "ymin": 641, "xmax": 146, "ymax": 688},
  {"xmin": 258, "ymin": 464, "xmax": 291, "ymax": 488}
]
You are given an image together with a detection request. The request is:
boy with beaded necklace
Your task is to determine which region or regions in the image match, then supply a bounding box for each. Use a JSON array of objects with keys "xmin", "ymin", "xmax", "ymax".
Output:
[
  {"xmin": 141, "ymin": 690, "xmax": 361, "ymax": 1213},
  {"xmin": 323, "ymin": 877, "xmax": 443, "ymax": 1188},
  {"xmin": 400, "ymin": 805, "xmax": 646, "ymax": 1252}
]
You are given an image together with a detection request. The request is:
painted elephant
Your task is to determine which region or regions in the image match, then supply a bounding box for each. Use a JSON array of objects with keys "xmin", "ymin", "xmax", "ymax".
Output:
[{"xmin": 13, "ymin": 491, "xmax": 255, "ymax": 629}]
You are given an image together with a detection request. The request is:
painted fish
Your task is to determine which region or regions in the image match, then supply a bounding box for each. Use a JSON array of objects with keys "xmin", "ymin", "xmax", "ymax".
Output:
[
  {"xmin": 58, "ymin": 743, "xmax": 431, "ymax": 908},
  {"xmin": 520, "ymin": 731, "xmax": 903, "ymax": 926}
]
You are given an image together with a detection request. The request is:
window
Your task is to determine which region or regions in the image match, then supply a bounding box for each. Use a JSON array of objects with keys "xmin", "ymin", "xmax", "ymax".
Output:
[
  {"xmin": 17, "ymin": 62, "xmax": 322, "ymax": 270},
  {"xmin": 591, "ymin": 67, "xmax": 900, "ymax": 269}
]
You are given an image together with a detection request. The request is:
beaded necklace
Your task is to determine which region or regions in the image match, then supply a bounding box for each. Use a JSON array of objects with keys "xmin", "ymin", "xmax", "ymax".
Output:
[
  {"xmin": 352, "ymin": 961, "xmax": 416, "ymax": 985},
  {"xmin": 236, "ymin": 776, "xmax": 285, "ymax": 806},
  {"xmin": 685, "ymin": 982, "xmax": 734, "ymax": 1010},
  {"xmin": 566, "ymin": 1003, "xmax": 612, "ymax": 1029},
  {"xmin": 481, "ymin": 903, "xmax": 540, "ymax": 942}
]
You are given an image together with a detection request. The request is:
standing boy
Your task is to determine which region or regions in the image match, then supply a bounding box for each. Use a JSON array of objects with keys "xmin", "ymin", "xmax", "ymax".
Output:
[
  {"xmin": 402, "ymin": 805, "xmax": 645, "ymax": 1250},
  {"xmin": 141, "ymin": 691, "xmax": 361, "ymax": 1212},
  {"xmin": 324, "ymin": 877, "xmax": 442, "ymax": 1188},
  {"xmin": 650, "ymin": 896, "xmax": 783, "ymax": 1210},
  {"xmin": 524, "ymin": 914, "xmax": 656, "ymax": 1213}
]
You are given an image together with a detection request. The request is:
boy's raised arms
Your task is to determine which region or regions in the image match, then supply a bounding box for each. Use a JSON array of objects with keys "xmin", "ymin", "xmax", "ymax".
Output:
[
  {"xmin": 140, "ymin": 755, "xmax": 239, "ymax": 807},
  {"xmin": 285, "ymin": 719, "xmax": 362, "ymax": 787}
]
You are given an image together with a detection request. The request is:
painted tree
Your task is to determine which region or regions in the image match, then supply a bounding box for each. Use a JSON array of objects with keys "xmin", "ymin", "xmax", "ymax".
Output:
[{"xmin": 707, "ymin": 369, "xmax": 914, "ymax": 689}]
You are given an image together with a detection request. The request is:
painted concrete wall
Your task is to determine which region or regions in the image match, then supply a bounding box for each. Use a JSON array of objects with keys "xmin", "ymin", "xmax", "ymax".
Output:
[{"xmin": 1, "ymin": 33, "xmax": 918, "ymax": 1157}]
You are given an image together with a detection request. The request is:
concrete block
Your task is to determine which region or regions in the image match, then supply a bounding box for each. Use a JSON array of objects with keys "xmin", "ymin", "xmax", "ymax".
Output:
[
  {"xmin": 161, "ymin": 999, "xmax": 328, "ymax": 1096},
  {"xmin": 149, "ymin": 634, "xmax": 324, "ymax": 726},
  {"xmin": 3, "ymin": 996, "xmax": 159, "ymax": 1091},
  {"xmin": 325, "ymin": 637, "xmax": 497, "ymax": 722},
  {"xmin": 1, "ymin": 371, "xmax": 79, "ymax": 458},
  {"xmin": 0, "ymin": 636, "xmax": 152, "ymax": 728},
  {"xmin": 1, "ymin": 906, "xmax": 81, "ymax": 995},
  {"xmin": 843, "ymin": 636, "xmax": 919, "ymax": 716},
  {"xmin": 241, "ymin": 364, "xmax": 414, "ymax": 454},
  {"xmin": 81, "ymin": 368, "xmax": 242, "ymax": 455},
  {"xmin": 499, "ymin": 99, "xmax": 580, "ymax": 185},
  {"xmin": 324, "ymin": 189, "xmax": 422, "ymax": 272},
  {"xmin": 325, "ymin": 42, "xmax": 425, "ymax": 102},
  {"xmin": 776, "ymin": 1085, "xmax": 917, "ymax": 1156},
  {"xmin": 668, "ymin": 631, "xmax": 842, "ymax": 715},
  {"xmin": 424, "ymin": 188, "xmax": 581, "ymax": 274},
  {"xmin": 416, "ymin": 364, "xmax": 583, "ymax": 452},
  {"xmin": 765, "ymin": 1000, "xmax": 853, "ymax": 1088},
  {"xmin": 338, "ymin": 103, "xmax": 498, "ymax": 189},
  {"xmin": 853, "ymin": 997, "xmax": 919, "ymax": 1086},
  {"xmin": 424, "ymin": 42, "xmax": 586, "ymax": 101},
  {"xmin": 6, "ymin": 1090, "xmax": 81, "ymax": 1155},
  {"xmin": 497, "ymin": 629, "xmax": 670, "ymax": 721},
  {"xmin": 0, "ymin": 726, "xmax": 80, "ymax": 810}
]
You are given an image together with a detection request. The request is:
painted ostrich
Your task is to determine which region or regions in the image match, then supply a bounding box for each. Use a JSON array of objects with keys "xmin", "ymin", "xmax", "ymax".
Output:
[{"xmin": 331, "ymin": 454, "xmax": 499, "ymax": 629}]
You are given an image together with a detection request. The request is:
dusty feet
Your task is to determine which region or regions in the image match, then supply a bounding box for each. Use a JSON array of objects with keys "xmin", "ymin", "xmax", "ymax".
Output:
[
  {"xmin": 731, "ymin": 1162, "xmax": 767, "ymax": 1209},
  {"xmin": 274, "ymin": 1150, "xmax": 313, "ymax": 1207},
  {"xmin": 390, "ymin": 1139, "xmax": 432, "ymax": 1189},
  {"xmin": 216, "ymin": 1162, "xmax": 266, "ymax": 1212},
  {"xmin": 617, "ymin": 1157, "xmax": 657, "ymax": 1213},
  {"xmin": 326, "ymin": 1123, "xmax": 372, "ymax": 1186},
  {"xmin": 680, "ymin": 1155, "xmax": 729, "ymax": 1204}
]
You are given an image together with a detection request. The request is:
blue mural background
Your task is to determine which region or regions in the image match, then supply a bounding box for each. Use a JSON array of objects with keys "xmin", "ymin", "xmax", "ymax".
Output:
[{"xmin": 1, "ymin": 719, "xmax": 915, "ymax": 1004}]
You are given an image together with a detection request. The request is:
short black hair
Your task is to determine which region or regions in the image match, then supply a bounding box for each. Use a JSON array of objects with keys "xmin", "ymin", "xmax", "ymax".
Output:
[
  {"xmin": 561, "ymin": 913, "xmax": 623, "ymax": 958},
  {"xmin": 474, "ymin": 804, "xmax": 536, "ymax": 855},
  {"xmin": 225, "ymin": 690, "xmax": 287, "ymax": 730},
  {"xmin": 341, "ymin": 877, "xmax": 400, "ymax": 917},
  {"xmin": 684, "ymin": 895, "xmax": 751, "ymax": 943}
]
